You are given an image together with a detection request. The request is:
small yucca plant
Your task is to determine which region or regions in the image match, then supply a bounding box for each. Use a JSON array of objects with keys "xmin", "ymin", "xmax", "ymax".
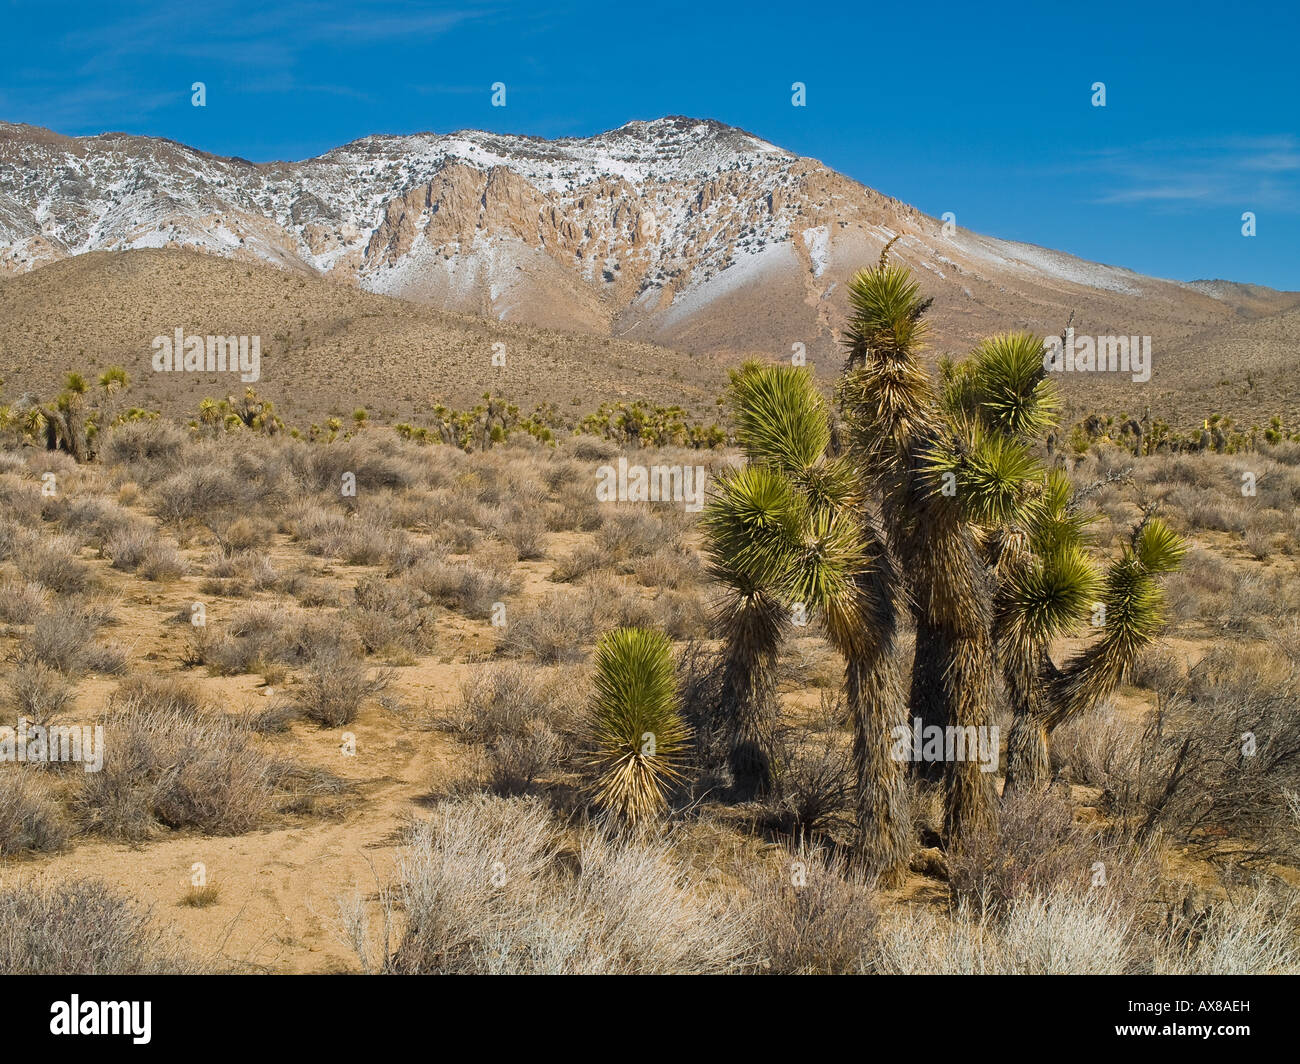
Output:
[{"xmin": 585, "ymin": 627, "xmax": 692, "ymax": 824}]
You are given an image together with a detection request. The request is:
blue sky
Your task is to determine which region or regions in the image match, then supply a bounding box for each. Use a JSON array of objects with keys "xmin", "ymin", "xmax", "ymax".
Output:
[{"xmin": 3, "ymin": 0, "xmax": 1298, "ymax": 288}]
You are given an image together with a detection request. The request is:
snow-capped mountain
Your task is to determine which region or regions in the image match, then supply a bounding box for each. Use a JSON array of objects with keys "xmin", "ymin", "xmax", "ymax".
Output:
[{"xmin": 1, "ymin": 117, "xmax": 1295, "ymax": 362}]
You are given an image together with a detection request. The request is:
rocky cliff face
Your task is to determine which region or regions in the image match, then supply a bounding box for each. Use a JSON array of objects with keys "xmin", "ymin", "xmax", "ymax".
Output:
[{"xmin": 1, "ymin": 116, "xmax": 1295, "ymax": 364}]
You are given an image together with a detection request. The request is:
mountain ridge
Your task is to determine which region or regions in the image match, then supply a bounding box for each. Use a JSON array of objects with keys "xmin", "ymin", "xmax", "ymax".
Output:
[{"xmin": 2, "ymin": 116, "xmax": 1298, "ymax": 399}]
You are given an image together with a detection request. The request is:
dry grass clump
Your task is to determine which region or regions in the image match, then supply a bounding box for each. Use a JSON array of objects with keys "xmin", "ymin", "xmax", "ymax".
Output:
[
  {"xmin": 550, "ymin": 542, "xmax": 611, "ymax": 583},
  {"xmin": 0, "ymin": 877, "xmax": 201, "ymax": 974},
  {"xmin": 0, "ymin": 773, "xmax": 69, "ymax": 855},
  {"xmin": 6, "ymin": 661, "xmax": 76, "ymax": 723},
  {"xmin": 13, "ymin": 530, "xmax": 92, "ymax": 595},
  {"xmin": 0, "ymin": 577, "xmax": 49, "ymax": 624},
  {"xmin": 947, "ymin": 790, "xmax": 1163, "ymax": 919},
  {"xmin": 286, "ymin": 500, "xmax": 390, "ymax": 563},
  {"xmin": 874, "ymin": 888, "xmax": 1135, "ymax": 974},
  {"xmin": 75, "ymin": 695, "xmax": 279, "ymax": 840},
  {"xmin": 346, "ymin": 574, "xmax": 437, "ymax": 658},
  {"xmin": 442, "ymin": 664, "xmax": 575, "ymax": 794},
  {"xmin": 347, "ymin": 795, "xmax": 750, "ymax": 974},
  {"xmin": 293, "ymin": 650, "xmax": 389, "ymax": 727},
  {"xmin": 152, "ymin": 463, "xmax": 244, "ymax": 525},
  {"xmin": 104, "ymin": 522, "xmax": 188, "ymax": 580},
  {"xmin": 874, "ymin": 880, "xmax": 1300, "ymax": 974},
  {"xmin": 410, "ymin": 557, "xmax": 512, "ymax": 619},
  {"xmin": 99, "ymin": 417, "xmax": 188, "ymax": 472},
  {"xmin": 1150, "ymin": 885, "xmax": 1300, "ymax": 974},
  {"xmin": 633, "ymin": 546, "xmax": 702, "ymax": 588},
  {"xmin": 1050, "ymin": 701, "xmax": 1139, "ymax": 790},
  {"xmin": 498, "ymin": 589, "xmax": 596, "ymax": 663},
  {"xmin": 200, "ymin": 546, "xmax": 277, "ymax": 595},
  {"xmin": 492, "ymin": 504, "xmax": 548, "ymax": 561},
  {"xmin": 741, "ymin": 845, "xmax": 878, "ymax": 974},
  {"xmin": 21, "ymin": 597, "xmax": 123, "ymax": 676},
  {"xmin": 596, "ymin": 509, "xmax": 671, "ymax": 563}
]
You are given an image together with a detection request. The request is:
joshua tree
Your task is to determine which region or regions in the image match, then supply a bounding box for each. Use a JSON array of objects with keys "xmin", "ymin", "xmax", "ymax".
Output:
[
  {"xmin": 703, "ymin": 363, "xmax": 911, "ymax": 883},
  {"xmin": 837, "ymin": 256, "xmax": 1000, "ymax": 840},
  {"xmin": 840, "ymin": 257, "xmax": 1185, "ymax": 826},
  {"xmin": 585, "ymin": 627, "xmax": 692, "ymax": 824},
  {"xmin": 706, "ymin": 247, "xmax": 1186, "ymax": 857}
]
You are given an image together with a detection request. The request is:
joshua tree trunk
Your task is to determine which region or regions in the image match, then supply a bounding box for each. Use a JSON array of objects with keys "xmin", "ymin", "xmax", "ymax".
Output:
[
  {"xmin": 1000, "ymin": 641, "xmax": 1053, "ymax": 795},
  {"xmin": 1003, "ymin": 712, "xmax": 1050, "ymax": 794},
  {"xmin": 846, "ymin": 649, "xmax": 911, "ymax": 885},
  {"xmin": 904, "ymin": 504, "xmax": 999, "ymax": 843},
  {"xmin": 908, "ymin": 615, "xmax": 947, "ymax": 782},
  {"xmin": 939, "ymin": 631, "xmax": 998, "ymax": 841},
  {"xmin": 712, "ymin": 586, "xmax": 786, "ymax": 800}
]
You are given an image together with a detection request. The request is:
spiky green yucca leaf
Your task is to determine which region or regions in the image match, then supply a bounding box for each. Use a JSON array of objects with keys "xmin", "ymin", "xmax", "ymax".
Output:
[
  {"xmin": 586, "ymin": 627, "xmax": 692, "ymax": 824},
  {"xmin": 1024, "ymin": 468, "xmax": 1095, "ymax": 555},
  {"xmin": 701, "ymin": 464, "xmax": 805, "ymax": 586},
  {"xmin": 1043, "ymin": 521, "xmax": 1186, "ymax": 729},
  {"xmin": 778, "ymin": 507, "xmax": 872, "ymax": 652},
  {"xmin": 998, "ymin": 544, "xmax": 1099, "ymax": 648},
  {"xmin": 957, "ymin": 332, "xmax": 1061, "ymax": 439},
  {"xmin": 728, "ymin": 363, "xmax": 830, "ymax": 478},
  {"xmin": 1133, "ymin": 516, "xmax": 1186, "ymax": 574},
  {"xmin": 920, "ymin": 422, "xmax": 1042, "ymax": 528},
  {"xmin": 842, "ymin": 264, "xmax": 932, "ymax": 361}
]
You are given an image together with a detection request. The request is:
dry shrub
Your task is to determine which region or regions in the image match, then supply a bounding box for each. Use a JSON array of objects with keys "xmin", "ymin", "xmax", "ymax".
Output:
[
  {"xmin": 347, "ymin": 574, "xmax": 436, "ymax": 656},
  {"xmin": 294, "ymin": 651, "xmax": 388, "ymax": 727},
  {"xmin": 6, "ymin": 661, "xmax": 75, "ymax": 723},
  {"xmin": 410, "ymin": 558, "xmax": 511, "ymax": 619},
  {"xmin": 75, "ymin": 699, "xmax": 278, "ymax": 840},
  {"xmin": 103, "ymin": 521, "xmax": 155, "ymax": 571},
  {"xmin": 110, "ymin": 673, "xmax": 205, "ymax": 716},
  {"xmin": 764, "ymin": 709, "xmax": 856, "ymax": 839},
  {"xmin": 100, "ymin": 418, "xmax": 187, "ymax": 471},
  {"xmin": 550, "ymin": 543, "xmax": 610, "ymax": 583},
  {"xmin": 1152, "ymin": 883, "xmax": 1300, "ymax": 974},
  {"xmin": 354, "ymin": 795, "xmax": 748, "ymax": 974},
  {"xmin": 596, "ymin": 509, "xmax": 668, "ymax": 562},
  {"xmin": 0, "ymin": 772, "xmax": 69, "ymax": 855},
  {"xmin": 498, "ymin": 590, "xmax": 595, "ymax": 663},
  {"xmin": 1114, "ymin": 644, "xmax": 1300, "ymax": 865},
  {"xmin": 153, "ymin": 463, "xmax": 242, "ymax": 524},
  {"xmin": 219, "ymin": 516, "xmax": 275, "ymax": 552},
  {"xmin": 874, "ymin": 888, "xmax": 1134, "ymax": 974},
  {"xmin": 633, "ymin": 546, "xmax": 701, "ymax": 588},
  {"xmin": 741, "ymin": 845, "xmax": 878, "ymax": 974},
  {"xmin": 443, "ymin": 664, "xmax": 572, "ymax": 794},
  {"xmin": 493, "ymin": 505, "xmax": 547, "ymax": 560},
  {"xmin": 0, "ymin": 578, "xmax": 49, "ymax": 624},
  {"xmin": 1050, "ymin": 701, "xmax": 1139, "ymax": 789},
  {"xmin": 0, "ymin": 877, "xmax": 201, "ymax": 974},
  {"xmin": 138, "ymin": 541, "xmax": 188, "ymax": 581},
  {"xmin": 948, "ymin": 790, "xmax": 1162, "ymax": 919},
  {"xmin": 14, "ymin": 532, "xmax": 92, "ymax": 595},
  {"xmin": 201, "ymin": 546, "xmax": 277, "ymax": 594},
  {"xmin": 22, "ymin": 598, "xmax": 120, "ymax": 675}
]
